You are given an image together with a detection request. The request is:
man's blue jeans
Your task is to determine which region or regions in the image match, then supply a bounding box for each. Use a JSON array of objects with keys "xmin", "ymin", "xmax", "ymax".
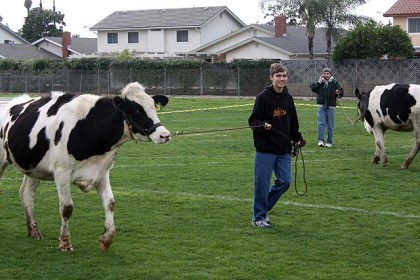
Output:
[
  {"xmin": 253, "ymin": 152, "xmax": 292, "ymax": 222},
  {"xmin": 317, "ymin": 105, "xmax": 335, "ymax": 144}
]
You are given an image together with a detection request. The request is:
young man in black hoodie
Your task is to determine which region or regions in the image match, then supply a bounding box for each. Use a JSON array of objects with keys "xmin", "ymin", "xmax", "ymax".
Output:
[{"xmin": 248, "ymin": 63, "xmax": 305, "ymax": 228}]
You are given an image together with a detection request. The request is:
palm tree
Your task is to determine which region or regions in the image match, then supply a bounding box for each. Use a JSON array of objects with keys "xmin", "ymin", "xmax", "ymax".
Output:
[
  {"xmin": 260, "ymin": 0, "xmax": 371, "ymax": 60},
  {"xmin": 259, "ymin": 0, "xmax": 324, "ymax": 60},
  {"xmin": 318, "ymin": 0, "xmax": 370, "ymax": 59},
  {"xmin": 24, "ymin": 0, "xmax": 32, "ymax": 14}
]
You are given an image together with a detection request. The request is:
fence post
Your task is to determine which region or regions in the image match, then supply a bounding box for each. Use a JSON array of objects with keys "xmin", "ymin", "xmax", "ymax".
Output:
[
  {"xmin": 80, "ymin": 72, "xmax": 83, "ymax": 93},
  {"xmin": 67, "ymin": 69, "xmax": 70, "ymax": 93},
  {"xmin": 237, "ymin": 66, "xmax": 240, "ymax": 97},
  {"xmin": 37, "ymin": 69, "xmax": 40, "ymax": 94},
  {"xmin": 97, "ymin": 68, "xmax": 100, "ymax": 95},
  {"xmin": 200, "ymin": 65, "xmax": 204, "ymax": 96},
  {"xmin": 164, "ymin": 67, "xmax": 167, "ymax": 95}
]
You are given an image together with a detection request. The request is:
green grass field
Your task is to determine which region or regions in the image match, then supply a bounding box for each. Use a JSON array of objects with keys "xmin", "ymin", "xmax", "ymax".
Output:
[{"xmin": 0, "ymin": 97, "xmax": 419, "ymax": 280}]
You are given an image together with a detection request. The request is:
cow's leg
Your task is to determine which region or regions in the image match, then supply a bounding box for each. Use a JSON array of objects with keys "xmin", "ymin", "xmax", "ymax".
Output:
[
  {"xmin": 0, "ymin": 148, "xmax": 10, "ymax": 182},
  {"xmin": 402, "ymin": 127, "xmax": 420, "ymax": 169},
  {"xmin": 372, "ymin": 128, "xmax": 388, "ymax": 166},
  {"xmin": 96, "ymin": 172, "xmax": 115, "ymax": 252},
  {"xmin": 19, "ymin": 175, "xmax": 43, "ymax": 239},
  {"xmin": 0, "ymin": 161, "xmax": 9, "ymax": 185},
  {"xmin": 55, "ymin": 172, "xmax": 74, "ymax": 251}
]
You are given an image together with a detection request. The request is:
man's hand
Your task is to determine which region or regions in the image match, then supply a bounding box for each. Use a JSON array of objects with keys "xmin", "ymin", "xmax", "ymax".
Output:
[
  {"xmin": 263, "ymin": 122, "xmax": 272, "ymax": 130},
  {"xmin": 296, "ymin": 139, "xmax": 306, "ymax": 147}
]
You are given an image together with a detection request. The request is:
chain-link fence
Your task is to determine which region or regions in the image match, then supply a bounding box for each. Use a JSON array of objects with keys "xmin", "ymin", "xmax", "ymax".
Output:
[{"xmin": 1, "ymin": 59, "xmax": 420, "ymax": 97}]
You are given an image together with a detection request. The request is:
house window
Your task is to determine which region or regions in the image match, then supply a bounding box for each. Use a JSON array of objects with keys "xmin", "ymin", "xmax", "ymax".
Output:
[
  {"xmin": 408, "ymin": 18, "xmax": 420, "ymax": 33},
  {"xmin": 177, "ymin": 30, "xmax": 188, "ymax": 42},
  {"xmin": 128, "ymin": 32, "xmax": 139, "ymax": 43},
  {"xmin": 107, "ymin": 33, "xmax": 118, "ymax": 44}
]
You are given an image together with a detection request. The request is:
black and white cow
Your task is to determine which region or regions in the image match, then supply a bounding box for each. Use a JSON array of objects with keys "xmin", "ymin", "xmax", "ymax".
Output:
[
  {"xmin": 0, "ymin": 82, "xmax": 170, "ymax": 252},
  {"xmin": 355, "ymin": 83, "xmax": 420, "ymax": 168}
]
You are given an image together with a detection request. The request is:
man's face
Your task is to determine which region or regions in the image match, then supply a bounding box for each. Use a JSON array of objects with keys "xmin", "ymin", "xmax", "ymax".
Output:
[
  {"xmin": 322, "ymin": 71, "xmax": 332, "ymax": 80},
  {"xmin": 270, "ymin": 71, "xmax": 288, "ymax": 90}
]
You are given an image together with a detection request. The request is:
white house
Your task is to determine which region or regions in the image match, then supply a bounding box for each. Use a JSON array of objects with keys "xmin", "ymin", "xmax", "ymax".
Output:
[
  {"xmin": 0, "ymin": 22, "xmax": 58, "ymax": 59},
  {"xmin": 32, "ymin": 32, "xmax": 97, "ymax": 58},
  {"xmin": 184, "ymin": 16, "xmax": 333, "ymax": 61},
  {"xmin": 89, "ymin": 6, "xmax": 246, "ymax": 58}
]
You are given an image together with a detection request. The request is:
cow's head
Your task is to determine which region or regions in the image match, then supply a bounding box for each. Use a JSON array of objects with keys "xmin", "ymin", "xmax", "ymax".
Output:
[
  {"xmin": 355, "ymin": 88, "xmax": 370, "ymax": 121},
  {"xmin": 113, "ymin": 82, "xmax": 170, "ymax": 144}
]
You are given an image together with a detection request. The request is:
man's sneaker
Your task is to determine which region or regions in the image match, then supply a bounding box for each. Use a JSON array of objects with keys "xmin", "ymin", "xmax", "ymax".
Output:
[
  {"xmin": 266, "ymin": 213, "xmax": 270, "ymax": 224},
  {"xmin": 318, "ymin": 140, "xmax": 324, "ymax": 147},
  {"xmin": 325, "ymin": 143, "xmax": 333, "ymax": 148},
  {"xmin": 252, "ymin": 219, "xmax": 271, "ymax": 228}
]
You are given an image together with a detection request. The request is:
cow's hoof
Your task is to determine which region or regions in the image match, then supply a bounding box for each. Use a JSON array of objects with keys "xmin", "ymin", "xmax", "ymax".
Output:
[
  {"xmin": 29, "ymin": 231, "xmax": 44, "ymax": 239},
  {"xmin": 58, "ymin": 240, "xmax": 73, "ymax": 252},
  {"xmin": 99, "ymin": 232, "xmax": 114, "ymax": 252},
  {"xmin": 99, "ymin": 241, "xmax": 108, "ymax": 252}
]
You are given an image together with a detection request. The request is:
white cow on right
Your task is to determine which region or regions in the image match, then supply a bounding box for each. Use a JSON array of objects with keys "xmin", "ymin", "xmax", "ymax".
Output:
[{"xmin": 355, "ymin": 83, "xmax": 420, "ymax": 168}]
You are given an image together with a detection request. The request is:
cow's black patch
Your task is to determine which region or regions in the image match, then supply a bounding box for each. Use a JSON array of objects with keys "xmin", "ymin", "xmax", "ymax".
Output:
[
  {"xmin": 10, "ymin": 99, "xmax": 36, "ymax": 121},
  {"xmin": 7, "ymin": 97, "xmax": 52, "ymax": 170},
  {"xmin": 47, "ymin": 93, "xmax": 78, "ymax": 116},
  {"xmin": 113, "ymin": 97, "xmax": 154, "ymax": 135},
  {"xmin": 380, "ymin": 84, "xmax": 417, "ymax": 124},
  {"xmin": 67, "ymin": 98, "xmax": 124, "ymax": 161},
  {"xmin": 365, "ymin": 109, "xmax": 374, "ymax": 128},
  {"xmin": 55, "ymin": 121, "xmax": 64, "ymax": 145}
]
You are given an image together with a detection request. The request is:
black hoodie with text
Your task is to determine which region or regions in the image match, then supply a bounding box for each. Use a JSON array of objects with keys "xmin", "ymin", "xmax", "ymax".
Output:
[{"xmin": 248, "ymin": 85, "xmax": 302, "ymax": 155}]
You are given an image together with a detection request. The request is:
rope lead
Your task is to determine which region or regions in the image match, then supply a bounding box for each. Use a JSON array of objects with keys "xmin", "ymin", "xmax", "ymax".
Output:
[{"xmin": 171, "ymin": 124, "xmax": 308, "ymax": 196}]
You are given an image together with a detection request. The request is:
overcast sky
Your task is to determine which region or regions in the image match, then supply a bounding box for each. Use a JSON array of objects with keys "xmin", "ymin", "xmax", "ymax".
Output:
[{"xmin": 1, "ymin": 0, "xmax": 397, "ymax": 38}]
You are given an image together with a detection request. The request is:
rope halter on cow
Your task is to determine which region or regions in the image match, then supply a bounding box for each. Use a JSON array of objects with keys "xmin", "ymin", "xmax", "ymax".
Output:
[{"xmin": 124, "ymin": 114, "xmax": 163, "ymax": 141}]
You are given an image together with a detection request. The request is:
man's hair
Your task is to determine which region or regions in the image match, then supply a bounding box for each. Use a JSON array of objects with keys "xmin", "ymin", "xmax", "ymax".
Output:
[{"xmin": 270, "ymin": 63, "xmax": 288, "ymax": 76}]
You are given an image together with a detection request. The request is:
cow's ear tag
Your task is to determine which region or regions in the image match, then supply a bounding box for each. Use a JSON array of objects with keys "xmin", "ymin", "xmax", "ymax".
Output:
[{"xmin": 155, "ymin": 103, "xmax": 161, "ymax": 112}]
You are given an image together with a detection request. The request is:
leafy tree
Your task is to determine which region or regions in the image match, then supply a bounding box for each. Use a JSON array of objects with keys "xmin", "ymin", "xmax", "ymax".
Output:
[
  {"xmin": 332, "ymin": 21, "xmax": 414, "ymax": 63},
  {"xmin": 260, "ymin": 0, "xmax": 324, "ymax": 60},
  {"xmin": 21, "ymin": 7, "xmax": 65, "ymax": 42}
]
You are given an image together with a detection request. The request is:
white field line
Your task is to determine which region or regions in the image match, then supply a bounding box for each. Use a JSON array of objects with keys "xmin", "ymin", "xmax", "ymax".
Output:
[
  {"xmin": 2, "ymin": 176, "xmax": 417, "ymax": 219},
  {"xmin": 117, "ymin": 189, "xmax": 420, "ymax": 220},
  {"xmin": 158, "ymin": 102, "xmax": 348, "ymax": 115}
]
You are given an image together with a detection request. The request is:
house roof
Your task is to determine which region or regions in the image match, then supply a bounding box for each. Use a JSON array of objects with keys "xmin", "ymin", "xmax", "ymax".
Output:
[
  {"xmin": 32, "ymin": 37, "xmax": 97, "ymax": 55},
  {"xmin": 0, "ymin": 22, "xmax": 30, "ymax": 44},
  {"xmin": 188, "ymin": 24, "xmax": 335, "ymax": 57},
  {"xmin": 0, "ymin": 43, "xmax": 59, "ymax": 59},
  {"xmin": 90, "ymin": 6, "xmax": 245, "ymax": 30},
  {"xmin": 255, "ymin": 25, "xmax": 332, "ymax": 54},
  {"xmin": 384, "ymin": 0, "xmax": 420, "ymax": 17}
]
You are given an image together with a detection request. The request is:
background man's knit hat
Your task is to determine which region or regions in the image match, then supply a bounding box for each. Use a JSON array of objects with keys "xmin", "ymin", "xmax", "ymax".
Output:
[{"xmin": 323, "ymin": 68, "xmax": 332, "ymax": 73}]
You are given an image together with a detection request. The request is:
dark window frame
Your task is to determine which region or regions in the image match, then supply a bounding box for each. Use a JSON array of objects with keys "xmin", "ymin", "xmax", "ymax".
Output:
[
  {"xmin": 408, "ymin": 18, "xmax": 420, "ymax": 33},
  {"xmin": 128, "ymin": 32, "xmax": 139, "ymax": 43},
  {"xmin": 176, "ymin": 30, "xmax": 188, "ymax": 43},
  {"xmin": 107, "ymin": 32, "xmax": 118, "ymax": 44}
]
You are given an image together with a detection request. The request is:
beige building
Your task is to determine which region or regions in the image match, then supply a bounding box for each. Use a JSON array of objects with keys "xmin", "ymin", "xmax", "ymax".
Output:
[{"xmin": 384, "ymin": 0, "xmax": 420, "ymax": 56}]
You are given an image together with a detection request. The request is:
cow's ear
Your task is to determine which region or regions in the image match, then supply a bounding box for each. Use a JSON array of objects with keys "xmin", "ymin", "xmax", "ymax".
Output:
[
  {"xmin": 113, "ymin": 96, "xmax": 129, "ymax": 114},
  {"xmin": 153, "ymin": 95, "xmax": 169, "ymax": 107},
  {"xmin": 355, "ymin": 88, "xmax": 361, "ymax": 99}
]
